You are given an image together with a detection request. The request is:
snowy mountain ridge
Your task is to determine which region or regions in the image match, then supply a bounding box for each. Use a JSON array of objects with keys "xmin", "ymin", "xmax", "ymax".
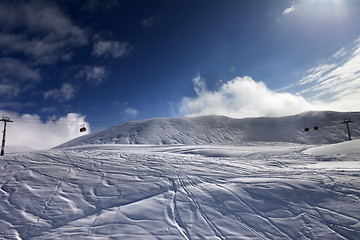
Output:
[{"xmin": 58, "ymin": 111, "xmax": 360, "ymax": 148}]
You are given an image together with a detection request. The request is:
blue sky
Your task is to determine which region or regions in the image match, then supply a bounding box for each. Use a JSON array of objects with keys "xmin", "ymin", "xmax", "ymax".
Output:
[{"xmin": 1, "ymin": 0, "xmax": 360, "ymax": 149}]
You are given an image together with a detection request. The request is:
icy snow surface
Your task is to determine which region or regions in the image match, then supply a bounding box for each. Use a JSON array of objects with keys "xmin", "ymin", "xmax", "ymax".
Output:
[{"xmin": 1, "ymin": 142, "xmax": 360, "ymax": 239}]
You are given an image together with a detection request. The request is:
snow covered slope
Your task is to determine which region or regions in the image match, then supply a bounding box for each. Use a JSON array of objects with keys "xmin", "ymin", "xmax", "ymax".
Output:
[
  {"xmin": 1, "ymin": 143, "xmax": 360, "ymax": 239},
  {"xmin": 304, "ymin": 139, "xmax": 360, "ymax": 156},
  {"xmin": 2, "ymin": 112, "xmax": 360, "ymax": 239},
  {"xmin": 58, "ymin": 111, "xmax": 360, "ymax": 148}
]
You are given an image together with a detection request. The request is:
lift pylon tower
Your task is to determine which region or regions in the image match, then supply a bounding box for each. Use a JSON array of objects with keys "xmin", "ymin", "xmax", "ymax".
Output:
[
  {"xmin": 341, "ymin": 118, "xmax": 353, "ymax": 141},
  {"xmin": 1, "ymin": 117, "xmax": 13, "ymax": 156}
]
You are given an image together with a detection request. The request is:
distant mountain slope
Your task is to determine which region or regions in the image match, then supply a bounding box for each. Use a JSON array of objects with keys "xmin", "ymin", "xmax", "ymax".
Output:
[{"xmin": 57, "ymin": 111, "xmax": 360, "ymax": 148}]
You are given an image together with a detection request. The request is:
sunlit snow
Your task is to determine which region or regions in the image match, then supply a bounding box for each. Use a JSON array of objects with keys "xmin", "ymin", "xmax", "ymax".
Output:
[{"xmin": 1, "ymin": 112, "xmax": 360, "ymax": 239}]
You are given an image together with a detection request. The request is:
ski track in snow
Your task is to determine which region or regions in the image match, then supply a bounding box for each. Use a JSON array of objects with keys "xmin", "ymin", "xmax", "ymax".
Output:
[{"xmin": 0, "ymin": 143, "xmax": 360, "ymax": 239}]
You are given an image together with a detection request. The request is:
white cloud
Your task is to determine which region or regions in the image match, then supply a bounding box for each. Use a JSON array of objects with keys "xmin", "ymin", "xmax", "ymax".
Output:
[
  {"xmin": 298, "ymin": 64, "xmax": 337, "ymax": 86},
  {"xmin": 77, "ymin": 66, "xmax": 109, "ymax": 85},
  {"xmin": 0, "ymin": 58, "xmax": 40, "ymax": 80},
  {"xmin": 183, "ymin": 38, "xmax": 360, "ymax": 119},
  {"xmin": 296, "ymin": 37, "xmax": 360, "ymax": 112},
  {"xmin": 332, "ymin": 47, "xmax": 346, "ymax": 58},
  {"xmin": 0, "ymin": 110, "xmax": 90, "ymax": 151},
  {"xmin": 44, "ymin": 83, "xmax": 76, "ymax": 101},
  {"xmin": 0, "ymin": 84, "xmax": 18, "ymax": 99},
  {"xmin": 125, "ymin": 107, "xmax": 138, "ymax": 117},
  {"xmin": 179, "ymin": 75, "xmax": 313, "ymax": 118},
  {"xmin": 0, "ymin": 58, "xmax": 41, "ymax": 98},
  {"xmin": 93, "ymin": 40, "xmax": 132, "ymax": 58},
  {"xmin": 0, "ymin": 1, "xmax": 87, "ymax": 64},
  {"xmin": 193, "ymin": 73, "xmax": 207, "ymax": 95},
  {"xmin": 283, "ymin": 4, "xmax": 298, "ymax": 15}
]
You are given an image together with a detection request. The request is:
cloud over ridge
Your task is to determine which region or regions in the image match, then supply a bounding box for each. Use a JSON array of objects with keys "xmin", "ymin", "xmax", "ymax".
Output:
[
  {"xmin": 0, "ymin": 110, "xmax": 90, "ymax": 151},
  {"xmin": 180, "ymin": 36, "xmax": 360, "ymax": 119},
  {"xmin": 180, "ymin": 75, "xmax": 313, "ymax": 118}
]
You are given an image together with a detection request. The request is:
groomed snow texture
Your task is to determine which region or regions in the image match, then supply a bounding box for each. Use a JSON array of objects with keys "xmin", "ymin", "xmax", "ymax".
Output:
[{"xmin": 1, "ymin": 111, "xmax": 360, "ymax": 239}]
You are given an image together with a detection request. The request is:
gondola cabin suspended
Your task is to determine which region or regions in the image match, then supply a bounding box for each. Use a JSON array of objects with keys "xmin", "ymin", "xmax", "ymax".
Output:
[
  {"xmin": 313, "ymin": 123, "xmax": 319, "ymax": 130},
  {"xmin": 304, "ymin": 127, "xmax": 309, "ymax": 132},
  {"xmin": 80, "ymin": 124, "xmax": 87, "ymax": 132}
]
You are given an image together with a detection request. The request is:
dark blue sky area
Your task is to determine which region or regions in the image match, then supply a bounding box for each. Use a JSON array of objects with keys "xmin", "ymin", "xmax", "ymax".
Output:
[{"xmin": 1, "ymin": 0, "xmax": 360, "ymax": 132}]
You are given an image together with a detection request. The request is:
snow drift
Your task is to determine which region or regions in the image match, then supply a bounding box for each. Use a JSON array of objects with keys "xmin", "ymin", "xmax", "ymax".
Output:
[
  {"xmin": 58, "ymin": 111, "xmax": 360, "ymax": 148},
  {"xmin": 304, "ymin": 139, "xmax": 360, "ymax": 156}
]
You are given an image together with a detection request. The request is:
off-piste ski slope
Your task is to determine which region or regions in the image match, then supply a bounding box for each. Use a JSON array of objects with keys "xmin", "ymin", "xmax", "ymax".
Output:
[{"xmin": 1, "ymin": 111, "xmax": 360, "ymax": 239}]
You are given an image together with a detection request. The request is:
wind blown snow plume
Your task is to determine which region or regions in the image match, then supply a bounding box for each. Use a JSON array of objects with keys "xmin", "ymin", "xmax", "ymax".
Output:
[
  {"xmin": 180, "ymin": 75, "xmax": 313, "ymax": 118},
  {"xmin": 0, "ymin": 110, "xmax": 89, "ymax": 151}
]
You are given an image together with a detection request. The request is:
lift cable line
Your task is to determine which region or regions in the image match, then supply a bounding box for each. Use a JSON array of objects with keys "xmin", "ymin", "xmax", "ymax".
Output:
[
  {"xmin": 1, "ymin": 117, "xmax": 13, "ymax": 156},
  {"xmin": 341, "ymin": 118, "xmax": 354, "ymax": 141}
]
